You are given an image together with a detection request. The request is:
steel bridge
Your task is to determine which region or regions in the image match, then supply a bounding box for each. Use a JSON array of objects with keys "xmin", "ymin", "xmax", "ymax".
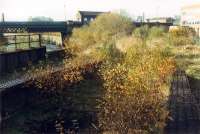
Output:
[
  {"xmin": 0, "ymin": 21, "xmax": 82, "ymax": 33},
  {"xmin": 0, "ymin": 21, "xmax": 172, "ymax": 33},
  {"xmin": 0, "ymin": 21, "xmax": 83, "ymax": 44}
]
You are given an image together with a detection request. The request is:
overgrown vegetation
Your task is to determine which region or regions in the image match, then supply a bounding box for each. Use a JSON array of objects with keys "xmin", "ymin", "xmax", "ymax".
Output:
[
  {"xmin": 65, "ymin": 13, "xmax": 134, "ymax": 56},
  {"xmin": 64, "ymin": 13, "xmax": 175, "ymax": 133},
  {"xmin": 8, "ymin": 13, "xmax": 200, "ymax": 134},
  {"xmin": 99, "ymin": 44, "xmax": 175, "ymax": 133},
  {"xmin": 168, "ymin": 26, "xmax": 200, "ymax": 79},
  {"xmin": 168, "ymin": 26, "xmax": 196, "ymax": 46}
]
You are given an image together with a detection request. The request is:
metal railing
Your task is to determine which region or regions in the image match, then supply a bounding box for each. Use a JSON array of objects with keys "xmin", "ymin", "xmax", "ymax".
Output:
[{"xmin": 0, "ymin": 34, "xmax": 42, "ymax": 52}]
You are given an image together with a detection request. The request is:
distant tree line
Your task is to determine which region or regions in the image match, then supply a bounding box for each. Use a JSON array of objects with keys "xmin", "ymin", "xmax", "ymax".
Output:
[{"xmin": 28, "ymin": 16, "xmax": 54, "ymax": 22}]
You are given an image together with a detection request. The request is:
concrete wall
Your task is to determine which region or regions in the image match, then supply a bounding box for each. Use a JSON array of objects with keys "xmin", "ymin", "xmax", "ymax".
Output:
[{"xmin": 0, "ymin": 47, "xmax": 46, "ymax": 75}]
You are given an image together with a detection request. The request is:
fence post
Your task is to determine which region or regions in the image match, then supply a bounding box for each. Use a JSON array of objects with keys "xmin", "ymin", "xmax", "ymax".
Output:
[
  {"xmin": 28, "ymin": 34, "xmax": 31, "ymax": 48},
  {"xmin": 39, "ymin": 34, "xmax": 42, "ymax": 47},
  {"xmin": 14, "ymin": 35, "xmax": 17, "ymax": 50}
]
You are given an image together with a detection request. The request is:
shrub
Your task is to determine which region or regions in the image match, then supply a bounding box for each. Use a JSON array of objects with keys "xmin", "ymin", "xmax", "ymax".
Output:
[
  {"xmin": 133, "ymin": 25, "xmax": 149, "ymax": 41},
  {"xmin": 66, "ymin": 13, "xmax": 134, "ymax": 55},
  {"xmin": 27, "ymin": 57, "xmax": 101, "ymax": 92},
  {"xmin": 65, "ymin": 25, "xmax": 95, "ymax": 55},
  {"xmin": 169, "ymin": 26, "xmax": 195, "ymax": 37},
  {"xmin": 116, "ymin": 36, "xmax": 143, "ymax": 52},
  {"xmin": 90, "ymin": 13, "xmax": 134, "ymax": 44},
  {"xmin": 168, "ymin": 26, "xmax": 196, "ymax": 46},
  {"xmin": 98, "ymin": 37, "xmax": 175, "ymax": 133},
  {"xmin": 148, "ymin": 26, "xmax": 166, "ymax": 39}
]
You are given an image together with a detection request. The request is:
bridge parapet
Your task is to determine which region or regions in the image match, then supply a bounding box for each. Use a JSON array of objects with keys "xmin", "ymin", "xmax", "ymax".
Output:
[
  {"xmin": 0, "ymin": 21, "xmax": 83, "ymax": 34},
  {"xmin": 0, "ymin": 21, "xmax": 68, "ymax": 33}
]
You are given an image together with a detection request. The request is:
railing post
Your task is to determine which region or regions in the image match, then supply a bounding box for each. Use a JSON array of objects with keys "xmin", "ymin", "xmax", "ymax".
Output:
[
  {"xmin": 14, "ymin": 35, "xmax": 17, "ymax": 50},
  {"xmin": 28, "ymin": 34, "xmax": 31, "ymax": 48},
  {"xmin": 61, "ymin": 32, "xmax": 66, "ymax": 47},
  {"xmin": 39, "ymin": 34, "xmax": 42, "ymax": 47}
]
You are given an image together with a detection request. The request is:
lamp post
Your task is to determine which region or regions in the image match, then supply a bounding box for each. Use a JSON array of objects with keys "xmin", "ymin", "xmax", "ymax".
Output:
[
  {"xmin": 64, "ymin": 4, "xmax": 67, "ymax": 21},
  {"xmin": 1, "ymin": 13, "xmax": 5, "ymax": 22}
]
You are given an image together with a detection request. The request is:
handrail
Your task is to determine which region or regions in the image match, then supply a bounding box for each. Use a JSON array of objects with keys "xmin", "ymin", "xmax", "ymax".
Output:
[{"xmin": 2, "ymin": 34, "xmax": 42, "ymax": 50}]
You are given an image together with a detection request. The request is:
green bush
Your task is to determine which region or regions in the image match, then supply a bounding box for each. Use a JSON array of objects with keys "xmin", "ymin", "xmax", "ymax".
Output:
[
  {"xmin": 133, "ymin": 25, "xmax": 149, "ymax": 41},
  {"xmin": 90, "ymin": 13, "xmax": 134, "ymax": 44},
  {"xmin": 66, "ymin": 13, "xmax": 134, "ymax": 55},
  {"xmin": 149, "ymin": 26, "xmax": 166, "ymax": 39},
  {"xmin": 133, "ymin": 26, "xmax": 167, "ymax": 41}
]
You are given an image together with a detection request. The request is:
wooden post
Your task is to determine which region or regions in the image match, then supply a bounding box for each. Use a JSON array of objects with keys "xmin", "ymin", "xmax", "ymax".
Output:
[
  {"xmin": 61, "ymin": 33, "xmax": 66, "ymax": 47},
  {"xmin": 14, "ymin": 35, "xmax": 17, "ymax": 50},
  {"xmin": 28, "ymin": 34, "xmax": 31, "ymax": 48},
  {"xmin": 39, "ymin": 34, "xmax": 42, "ymax": 47}
]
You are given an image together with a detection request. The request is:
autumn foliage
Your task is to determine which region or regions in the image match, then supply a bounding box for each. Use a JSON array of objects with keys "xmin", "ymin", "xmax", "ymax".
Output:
[
  {"xmin": 98, "ymin": 42, "xmax": 175, "ymax": 133},
  {"xmin": 168, "ymin": 26, "xmax": 196, "ymax": 46},
  {"xmin": 28, "ymin": 58, "xmax": 101, "ymax": 92},
  {"xmin": 28, "ymin": 13, "xmax": 176, "ymax": 133}
]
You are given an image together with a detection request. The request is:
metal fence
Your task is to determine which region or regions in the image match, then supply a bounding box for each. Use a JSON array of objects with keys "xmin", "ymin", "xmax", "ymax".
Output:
[{"xmin": 0, "ymin": 34, "xmax": 42, "ymax": 52}]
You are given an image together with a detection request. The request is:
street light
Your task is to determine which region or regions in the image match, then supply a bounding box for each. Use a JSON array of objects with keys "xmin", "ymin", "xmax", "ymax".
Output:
[{"xmin": 64, "ymin": 4, "xmax": 67, "ymax": 21}]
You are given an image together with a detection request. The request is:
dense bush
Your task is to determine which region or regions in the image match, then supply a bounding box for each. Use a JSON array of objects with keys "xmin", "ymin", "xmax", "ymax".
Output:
[
  {"xmin": 132, "ymin": 26, "xmax": 167, "ymax": 45},
  {"xmin": 148, "ymin": 26, "xmax": 166, "ymax": 39},
  {"xmin": 169, "ymin": 26, "xmax": 195, "ymax": 37},
  {"xmin": 90, "ymin": 13, "xmax": 134, "ymax": 44},
  {"xmin": 28, "ymin": 57, "xmax": 101, "ymax": 92},
  {"xmin": 116, "ymin": 36, "xmax": 143, "ymax": 52},
  {"xmin": 98, "ymin": 40, "xmax": 175, "ymax": 133},
  {"xmin": 168, "ymin": 26, "xmax": 196, "ymax": 46},
  {"xmin": 66, "ymin": 13, "xmax": 134, "ymax": 55},
  {"xmin": 28, "ymin": 13, "xmax": 177, "ymax": 133},
  {"xmin": 65, "ymin": 14, "xmax": 175, "ymax": 133},
  {"xmin": 133, "ymin": 25, "xmax": 149, "ymax": 41}
]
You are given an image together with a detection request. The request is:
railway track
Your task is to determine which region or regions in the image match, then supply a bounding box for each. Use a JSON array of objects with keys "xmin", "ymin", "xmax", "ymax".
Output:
[{"xmin": 165, "ymin": 70, "xmax": 200, "ymax": 134}]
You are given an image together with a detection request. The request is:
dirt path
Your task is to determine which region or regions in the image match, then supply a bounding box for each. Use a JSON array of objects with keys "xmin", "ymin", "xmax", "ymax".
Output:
[{"xmin": 165, "ymin": 70, "xmax": 200, "ymax": 134}]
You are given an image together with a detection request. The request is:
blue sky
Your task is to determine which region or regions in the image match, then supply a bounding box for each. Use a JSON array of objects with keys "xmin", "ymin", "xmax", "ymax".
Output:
[{"xmin": 1, "ymin": 0, "xmax": 200, "ymax": 21}]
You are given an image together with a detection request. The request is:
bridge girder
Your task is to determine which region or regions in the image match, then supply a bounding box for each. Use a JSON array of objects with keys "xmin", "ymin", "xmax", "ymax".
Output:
[{"xmin": 0, "ymin": 21, "xmax": 82, "ymax": 34}]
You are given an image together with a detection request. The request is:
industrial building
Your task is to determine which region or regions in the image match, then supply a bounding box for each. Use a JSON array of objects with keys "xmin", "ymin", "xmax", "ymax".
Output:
[{"xmin": 181, "ymin": 3, "xmax": 200, "ymax": 37}]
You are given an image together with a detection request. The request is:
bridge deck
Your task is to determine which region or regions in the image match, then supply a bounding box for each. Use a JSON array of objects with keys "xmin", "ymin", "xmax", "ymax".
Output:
[
  {"xmin": 0, "ymin": 21, "xmax": 82, "ymax": 33},
  {"xmin": 0, "ymin": 65, "xmax": 64, "ymax": 91},
  {"xmin": 166, "ymin": 70, "xmax": 200, "ymax": 134},
  {"xmin": 0, "ymin": 21, "xmax": 172, "ymax": 33}
]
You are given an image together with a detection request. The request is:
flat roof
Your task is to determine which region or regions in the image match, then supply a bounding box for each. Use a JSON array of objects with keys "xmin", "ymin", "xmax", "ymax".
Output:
[{"xmin": 78, "ymin": 11, "xmax": 107, "ymax": 16}]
